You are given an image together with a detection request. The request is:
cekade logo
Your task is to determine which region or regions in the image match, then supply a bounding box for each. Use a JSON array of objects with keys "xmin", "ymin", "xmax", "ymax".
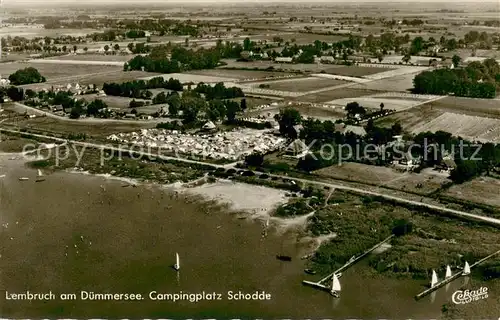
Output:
[{"xmin": 451, "ymin": 287, "xmax": 488, "ymax": 304}]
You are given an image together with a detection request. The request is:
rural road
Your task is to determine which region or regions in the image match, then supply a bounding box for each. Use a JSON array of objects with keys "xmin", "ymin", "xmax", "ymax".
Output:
[
  {"xmin": 9, "ymin": 102, "xmax": 171, "ymax": 125},
  {"xmin": 2, "ymin": 127, "xmax": 499, "ymax": 227}
]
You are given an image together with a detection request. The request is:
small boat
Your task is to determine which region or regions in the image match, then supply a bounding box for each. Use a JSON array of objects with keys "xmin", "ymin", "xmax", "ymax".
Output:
[
  {"xmin": 445, "ymin": 265, "xmax": 452, "ymax": 279},
  {"xmin": 173, "ymin": 253, "xmax": 180, "ymax": 271},
  {"xmin": 265, "ymin": 218, "xmax": 270, "ymax": 228},
  {"xmin": 36, "ymin": 169, "xmax": 45, "ymax": 182},
  {"xmin": 304, "ymin": 269, "xmax": 316, "ymax": 275},
  {"xmin": 463, "ymin": 261, "xmax": 471, "ymax": 275},
  {"xmin": 431, "ymin": 270, "xmax": 438, "ymax": 287},
  {"xmin": 330, "ymin": 273, "xmax": 341, "ymax": 297},
  {"xmin": 18, "ymin": 177, "xmax": 29, "ymax": 181},
  {"xmin": 276, "ymin": 255, "xmax": 292, "ymax": 262}
]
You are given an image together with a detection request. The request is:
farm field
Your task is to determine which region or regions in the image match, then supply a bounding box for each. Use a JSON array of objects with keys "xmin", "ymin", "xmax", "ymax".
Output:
[
  {"xmin": 255, "ymin": 77, "xmax": 349, "ymax": 92},
  {"xmin": 18, "ymin": 71, "xmax": 157, "ymax": 89},
  {"xmin": 444, "ymin": 177, "xmax": 500, "ymax": 208},
  {"xmin": 411, "ymin": 112, "xmax": 500, "ymax": 143},
  {"xmin": 1, "ymin": 62, "xmax": 122, "ymax": 80},
  {"xmin": 184, "ymin": 69, "xmax": 295, "ymax": 80},
  {"xmin": 326, "ymin": 66, "xmax": 388, "ymax": 77},
  {"xmin": 430, "ymin": 96, "xmax": 500, "ymax": 119},
  {"xmin": 79, "ymin": 94, "xmax": 148, "ymax": 109},
  {"xmin": 352, "ymin": 71, "xmax": 418, "ymax": 92},
  {"xmin": 44, "ymin": 54, "xmax": 135, "ymax": 62},
  {"xmin": 220, "ymin": 60, "xmax": 357, "ymax": 73},
  {"xmin": 315, "ymin": 162, "xmax": 449, "ymax": 195},
  {"xmin": 325, "ymin": 96, "xmax": 430, "ymax": 111},
  {"xmin": 140, "ymin": 73, "xmax": 238, "ymax": 84},
  {"xmin": 254, "ymin": 33, "xmax": 348, "ymax": 44},
  {"xmin": 295, "ymin": 87, "xmax": 379, "ymax": 103},
  {"xmin": 4, "ymin": 116, "xmax": 156, "ymax": 137}
]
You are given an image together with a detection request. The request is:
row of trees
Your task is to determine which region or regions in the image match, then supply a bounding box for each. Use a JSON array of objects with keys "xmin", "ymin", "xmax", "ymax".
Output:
[
  {"xmin": 192, "ymin": 82, "xmax": 244, "ymax": 100},
  {"xmin": 413, "ymin": 59, "xmax": 500, "ymax": 98},
  {"xmin": 102, "ymin": 77, "xmax": 183, "ymax": 98},
  {"xmin": 125, "ymin": 46, "xmax": 221, "ymax": 73}
]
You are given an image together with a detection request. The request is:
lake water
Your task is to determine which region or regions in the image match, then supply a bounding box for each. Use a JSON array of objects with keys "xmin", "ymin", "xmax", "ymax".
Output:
[{"xmin": 0, "ymin": 155, "xmax": 464, "ymax": 318}]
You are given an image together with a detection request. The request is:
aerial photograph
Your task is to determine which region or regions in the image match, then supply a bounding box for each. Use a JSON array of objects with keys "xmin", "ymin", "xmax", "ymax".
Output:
[{"xmin": 0, "ymin": 0, "xmax": 499, "ymax": 318}]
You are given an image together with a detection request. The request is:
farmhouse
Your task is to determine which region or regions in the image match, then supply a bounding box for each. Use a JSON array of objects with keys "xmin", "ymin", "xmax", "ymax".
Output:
[{"xmin": 282, "ymin": 139, "xmax": 309, "ymax": 159}]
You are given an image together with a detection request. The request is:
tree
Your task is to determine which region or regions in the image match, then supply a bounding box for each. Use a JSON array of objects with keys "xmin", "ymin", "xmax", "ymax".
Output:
[
  {"xmin": 152, "ymin": 92, "xmax": 168, "ymax": 105},
  {"xmin": 73, "ymin": 45, "xmax": 77, "ymax": 53},
  {"xmin": 379, "ymin": 102, "xmax": 384, "ymax": 112},
  {"xmin": 275, "ymin": 108, "xmax": 302, "ymax": 138},
  {"xmin": 245, "ymin": 152, "xmax": 264, "ymax": 167},
  {"xmin": 402, "ymin": 54, "xmax": 411, "ymax": 64},
  {"xmin": 69, "ymin": 106, "xmax": 82, "ymax": 119},
  {"xmin": 240, "ymin": 98, "xmax": 247, "ymax": 111},
  {"xmin": 8, "ymin": 67, "xmax": 46, "ymax": 85},
  {"xmin": 166, "ymin": 92, "xmax": 181, "ymax": 116},
  {"xmin": 225, "ymin": 100, "xmax": 240, "ymax": 123},
  {"xmin": 184, "ymin": 37, "xmax": 189, "ymax": 47},
  {"xmin": 243, "ymin": 37, "xmax": 251, "ymax": 51},
  {"xmin": 452, "ymin": 54, "xmax": 461, "ymax": 68},
  {"xmin": 377, "ymin": 53, "xmax": 384, "ymax": 63},
  {"xmin": 83, "ymin": 47, "xmax": 88, "ymax": 53},
  {"xmin": 104, "ymin": 45, "xmax": 110, "ymax": 54},
  {"xmin": 62, "ymin": 45, "xmax": 67, "ymax": 53},
  {"xmin": 113, "ymin": 44, "xmax": 120, "ymax": 52}
]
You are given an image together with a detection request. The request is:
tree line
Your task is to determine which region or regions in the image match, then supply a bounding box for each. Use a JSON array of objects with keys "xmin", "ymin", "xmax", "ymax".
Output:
[
  {"xmin": 271, "ymin": 108, "xmax": 500, "ymax": 184},
  {"xmin": 413, "ymin": 58, "xmax": 500, "ymax": 98},
  {"xmin": 102, "ymin": 77, "xmax": 183, "ymax": 98}
]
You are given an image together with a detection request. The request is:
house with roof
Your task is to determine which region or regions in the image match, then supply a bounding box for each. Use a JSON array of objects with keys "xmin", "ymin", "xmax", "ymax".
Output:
[
  {"xmin": 282, "ymin": 139, "xmax": 309, "ymax": 159},
  {"xmin": 202, "ymin": 120, "xmax": 217, "ymax": 132}
]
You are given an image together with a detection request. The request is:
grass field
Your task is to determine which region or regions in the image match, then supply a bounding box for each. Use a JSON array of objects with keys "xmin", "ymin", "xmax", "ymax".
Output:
[
  {"xmin": 352, "ymin": 71, "xmax": 418, "ymax": 92},
  {"xmin": 79, "ymin": 94, "xmax": 148, "ymax": 109},
  {"xmin": 258, "ymin": 77, "xmax": 349, "ymax": 92},
  {"xmin": 327, "ymin": 66, "xmax": 388, "ymax": 77},
  {"xmin": 325, "ymin": 96, "xmax": 427, "ymax": 111},
  {"xmin": 315, "ymin": 162, "xmax": 449, "ymax": 195},
  {"xmin": 1, "ymin": 62, "xmax": 122, "ymax": 81},
  {"xmin": 184, "ymin": 69, "xmax": 295, "ymax": 80},
  {"xmin": 5, "ymin": 117, "xmax": 156, "ymax": 138},
  {"xmin": 44, "ymin": 54, "xmax": 135, "ymax": 62},
  {"xmin": 445, "ymin": 177, "xmax": 500, "ymax": 208},
  {"xmin": 431, "ymin": 96, "xmax": 500, "ymax": 119},
  {"xmin": 296, "ymin": 88, "xmax": 379, "ymax": 103}
]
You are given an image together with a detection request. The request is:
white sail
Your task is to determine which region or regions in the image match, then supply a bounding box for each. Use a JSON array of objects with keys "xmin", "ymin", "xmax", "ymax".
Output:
[
  {"xmin": 332, "ymin": 274, "xmax": 341, "ymax": 292},
  {"xmin": 463, "ymin": 261, "xmax": 470, "ymax": 275},
  {"xmin": 431, "ymin": 270, "xmax": 438, "ymax": 287},
  {"xmin": 266, "ymin": 218, "xmax": 270, "ymax": 227},
  {"xmin": 37, "ymin": 169, "xmax": 43, "ymax": 177},
  {"xmin": 174, "ymin": 253, "xmax": 180, "ymax": 271},
  {"xmin": 445, "ymin": 265, "xmax": 452, "ymax": 278}
]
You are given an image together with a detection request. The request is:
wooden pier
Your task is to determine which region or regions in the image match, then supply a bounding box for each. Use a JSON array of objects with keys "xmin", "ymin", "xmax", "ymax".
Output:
[
  {"xmin": 302, "ymin": 234, "xmax": 395, "ymax": 289},
  {"xmin": 415, "ymin": 248, "xmax": 500, "ymax": 300}
]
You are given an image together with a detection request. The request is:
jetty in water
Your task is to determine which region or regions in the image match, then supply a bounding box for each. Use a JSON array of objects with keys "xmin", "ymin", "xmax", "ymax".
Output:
[
  {"xmin": 303, "ymin": 235, "xmax": 395, "ymax": 291},
  {"xmin": 415, "ymin": 248, "xmax": 500, "ymax": 300}
]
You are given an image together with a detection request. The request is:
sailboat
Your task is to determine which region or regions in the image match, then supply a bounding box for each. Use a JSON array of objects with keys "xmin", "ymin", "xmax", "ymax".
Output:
[
  {"xmin": 430, "ymin": 270, "xmax": 438, "ymax": 288},
  {"xmin": 463, "ymin": 261, "xmax": 471, "ymax": 275},
  {"xmin": 36, "ymin": 169, "xmax": 45, "ymax": 182},
  {"xmin": 330, "ymin": 273, "xmax": 341, "ymax": 297},
  {"xmin": 173, "ymin": 253, "xmax": 180, "ymax": 271},
  {"xmin": 445, "ymin": 265, "xmax": 452, "ymax": 279}
]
